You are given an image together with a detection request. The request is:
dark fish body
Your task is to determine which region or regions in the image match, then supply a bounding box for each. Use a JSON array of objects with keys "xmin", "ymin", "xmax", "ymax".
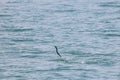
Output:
[{"xmin": 54, "ymin": 46, "xmax": 62, "ymax": 57}]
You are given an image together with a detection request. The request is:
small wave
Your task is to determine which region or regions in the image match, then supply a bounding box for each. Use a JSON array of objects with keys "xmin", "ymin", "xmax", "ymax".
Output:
[
  {"xmin": 20, "ymin": 55, "xmax": 39, "ymax": 59},
  {"xmin": 93, "ymin": 30, "xmax": 120, "ymax": 38},
  {"xmin": 12, "ymin": 39, "xmax": 34, "ymax": 42},
  {"xmin": 0, "ymin": 14, "xmax": 12, "ymax": 17},
  {"xmin": 2, "ymin": 28, "xmax": 33, "ymax": 32},
  {"xmin": 54, "ymin": 9, "xmax": 77, "ymax": 13},
  {"xmin": 99, "ymin": 2, "xmax": 120, "ymax": 8},
  {"xmin": 85, "ymin": 58, "xmax": 115, "ymax": 67},
  {"xmin": 7, "ymin": 0, "xmax": 32, "ymax": 4},
  {"xmin": 0, "ymin": 69, "xmax": 6, "ymax": 72},
  {"xmin": 100, "ymin": 29, "xmax": 120, "ymax": 32},
  {"xmin": 35, "ymin": 68, "xmax": 97, "ymax": 72},
  {"xmin": 104, "ymin": 33, "xmax": 120, "ymax": 37}
]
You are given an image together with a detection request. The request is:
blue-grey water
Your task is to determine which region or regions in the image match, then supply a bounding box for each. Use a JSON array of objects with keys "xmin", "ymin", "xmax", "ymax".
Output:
[{"xmin": 0, "ymin": 0, "xmax": 120, "ymax": 80}]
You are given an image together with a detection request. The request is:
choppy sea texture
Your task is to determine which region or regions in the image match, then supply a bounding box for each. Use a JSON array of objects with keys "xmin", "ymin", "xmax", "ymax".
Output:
[{"xmin": 0, "ymin": 0, "xmax": 120, "ymax": 80}]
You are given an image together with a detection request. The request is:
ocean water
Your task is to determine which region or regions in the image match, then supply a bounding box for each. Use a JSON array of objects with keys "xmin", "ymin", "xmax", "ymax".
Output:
[{"xmin": 0, "ymin": 0, "xmax": 120, "ymax": 80}]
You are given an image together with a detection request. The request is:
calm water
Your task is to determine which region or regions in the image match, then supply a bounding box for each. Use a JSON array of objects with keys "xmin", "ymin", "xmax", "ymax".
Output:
[{"xmin": 0, "ymin": 0, "xmax": 120, "ymax": 80}]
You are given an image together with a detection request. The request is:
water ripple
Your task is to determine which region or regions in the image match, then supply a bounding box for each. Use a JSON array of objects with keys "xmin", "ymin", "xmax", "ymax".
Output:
[
  {"xmin": 99, "ymin": 1, "xmax": 120, "ymax": 8},
  {"xmin": 0, "ymin": 0, "xmax": 119, "ymax": 80}
]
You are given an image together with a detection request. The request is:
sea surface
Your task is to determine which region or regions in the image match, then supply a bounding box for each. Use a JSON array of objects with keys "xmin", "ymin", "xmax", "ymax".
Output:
[{"xmin": 0, "ymin": 0, "xmax": 120, "ymax": 80}]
